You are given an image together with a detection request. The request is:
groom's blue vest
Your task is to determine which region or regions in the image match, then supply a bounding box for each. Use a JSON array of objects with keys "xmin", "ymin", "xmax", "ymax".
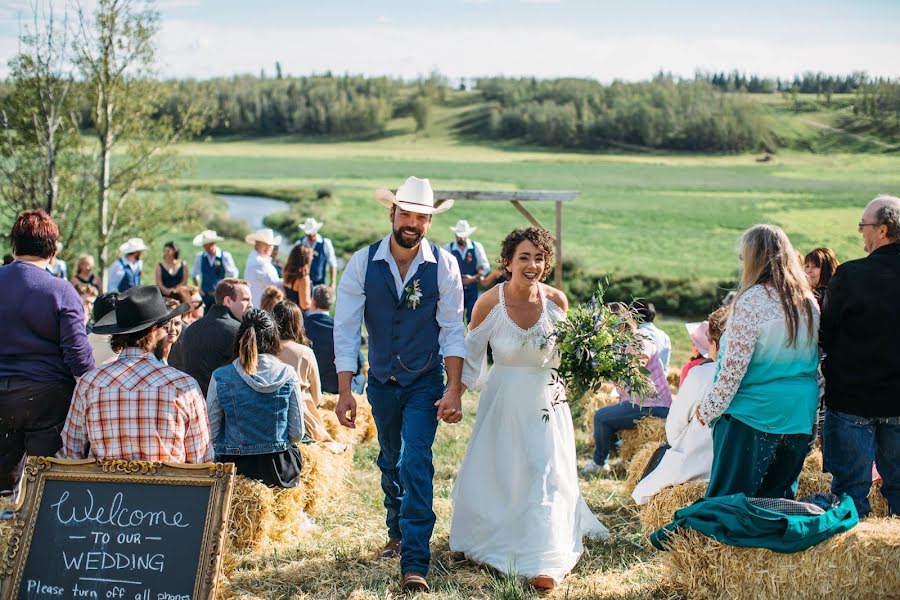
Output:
[{"xmin": 364, "ymin": 242, "xmax": 442, "ymax": 387}]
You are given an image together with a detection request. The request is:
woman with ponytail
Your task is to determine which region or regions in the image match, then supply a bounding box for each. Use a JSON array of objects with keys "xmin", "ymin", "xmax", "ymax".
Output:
[
  {"xmin": 206, "ymin": 308, "xmax": 304, "ymax": 487},
  {"xmin": 696, "ymin": 224, "xmax": 820, "ymax": 499}
]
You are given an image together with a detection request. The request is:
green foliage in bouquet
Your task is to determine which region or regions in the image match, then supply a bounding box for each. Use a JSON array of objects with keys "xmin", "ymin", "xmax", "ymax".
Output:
[{"xmin": 550, "ymin": 281, "xmax": 655, "ymax": 409}]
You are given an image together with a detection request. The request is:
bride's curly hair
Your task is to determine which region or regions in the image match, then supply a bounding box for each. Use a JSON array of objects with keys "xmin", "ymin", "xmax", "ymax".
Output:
[{"xmin": 499, "ymin": 227, "xmax": 555, "ymax": 282}]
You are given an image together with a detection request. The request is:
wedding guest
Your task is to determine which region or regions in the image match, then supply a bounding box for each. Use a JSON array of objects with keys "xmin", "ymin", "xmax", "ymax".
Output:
[
  {"xmin": 70, "ymin": 254, "xmax": 102, "ymax": 295},
  {"xmin": 156, "ymin": 240, "xmax": 189, "ymax": 297},
  {"xmin": 821, "ymin": 196, "xmax": 900, "ymax": 516},
  {"xmin": 60, "ymin": 286, "xmax": 212, "ymax": 463},
  {"xmin": 244, "ymin": 228, "xmax": 283, "ymax": 309},
  {"xmin": 87, "ymin": 293, "xmax": 119, "ymax": 365},
  {"xmin": 581, "ymin": 304, "xmax": 673, "ymax": 475},
  {"xmin": 207, "ymin": 308, "xmax": 303, "ymax": 488},
  {"xmin": 154, "ymin": 299, "xmax": 184, "ymax": 364},
  {"xmin": 679, "ymin": 321, "xmax": 709, "ymax": 386},
  {"xmin": 697, "ymin": 224, "xmax": 819, "ymax": 499},
  {"xmin": 259, "ymin": 285, "xmax": 285, "ymax": 314},
  {"xmin": 636, "ymin": 301, "xmax": 672, "ymax": 372},
  {"xmin": 305, "ymin": 284, "xmax": 366, "ymax": 395},
  {"xmin": 804, "ymin": 247, "xmax": 840, "ymax": 309},
  {"xmin": 169, "ymin": 278, "xmax": 251, "ymax": 396},
  {"xmin": 298, "ymin": 217, "xmax": 337, "ymax": 288},
  {"xmin": 632, "ymin": 306, "xmax": 728, "ymax": 504},
  {"xmin": 0, "ymin": 210, "xmax": 94, "ymax": 496},
  {"xmin": 171, "ymin": 286, "xmax": 203, "ymax": 327},
  {"xmin": 273, "ymin": 301, "xmax": 342, "ymax": 446},
  {"xmin": 191, "ymin": 230, "xmax": 238, "ymax": 310},
  {"xmin": 75, "ymin": 283, "xmax": 98, "ymax": 329},
  {"xmin": 283, "ymin": 243, "xmax": 313, "ymax": 310},
  {"xmin": 444, "ymin": 219, "xmax": 491, "ymax": 323},
  {"xmin": 109, "ymin": 238, "xmax": 147, "ymax": 292},
  {"xmin": 46, "ymin": 241, "xmax": 68, "ymax": 279}
]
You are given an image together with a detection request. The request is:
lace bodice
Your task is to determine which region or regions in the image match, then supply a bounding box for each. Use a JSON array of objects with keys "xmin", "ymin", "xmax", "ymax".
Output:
[
  {"xmin": 461, "ymin": 283, "xmax": 566, "ymax": 390},
  {"xmin": 697, "ymin": 284, "xmax": 820, "ymax": 424}
]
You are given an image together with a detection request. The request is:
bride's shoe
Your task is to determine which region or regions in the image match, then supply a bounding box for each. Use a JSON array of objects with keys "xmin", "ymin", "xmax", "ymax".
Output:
[{"xmin": 529, "ymin": 575, "xmax": 556, "ymax": 590}]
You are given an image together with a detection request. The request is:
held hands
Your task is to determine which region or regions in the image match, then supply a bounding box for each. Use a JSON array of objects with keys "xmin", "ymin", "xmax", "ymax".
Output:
[
  {"xmin": 336, "ymin": 391, "xmax": 358, "ymax": 429},
  {"xmin": 435, "ymin": 387, "xmax": 463, "ymax": 424}
]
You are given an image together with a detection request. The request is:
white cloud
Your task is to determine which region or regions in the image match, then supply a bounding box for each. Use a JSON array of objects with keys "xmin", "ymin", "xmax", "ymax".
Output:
[{"xmin": 375, "ymin": 15, "xmax": 393, "ymax": 24}]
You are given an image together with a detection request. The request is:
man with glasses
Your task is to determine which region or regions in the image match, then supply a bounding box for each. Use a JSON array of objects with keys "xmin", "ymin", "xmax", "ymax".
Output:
[{"xmin": 820, "ymin": 195, "xmax": 900, "ymax": 517}]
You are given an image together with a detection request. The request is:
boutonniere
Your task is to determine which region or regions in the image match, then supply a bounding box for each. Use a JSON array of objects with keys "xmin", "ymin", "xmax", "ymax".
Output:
[
  {"xmin": 465, "ymin": 254, "xmax": 473, "ymax": 262},
  {"xmin": 405, "ymin": 279, "xmax": 423, "ymax": 310},
  {"xmin": 213, "ymin": 258, "xmax": 222, "ymax": 269},
  {"xmin": 313, "ymin": 250, "xmax": 319, "ymax": 257}
]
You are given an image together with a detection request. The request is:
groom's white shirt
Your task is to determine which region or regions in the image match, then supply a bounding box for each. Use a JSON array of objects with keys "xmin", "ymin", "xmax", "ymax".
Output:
[{"xmin": 333, "ymin": 234, "xmax": 466, "ymax": 374}]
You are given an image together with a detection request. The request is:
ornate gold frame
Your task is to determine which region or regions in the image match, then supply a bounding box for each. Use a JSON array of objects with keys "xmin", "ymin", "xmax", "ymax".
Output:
[{"xmin": 0, "ymin": 457, "xmax": 234, "ymax": 600}]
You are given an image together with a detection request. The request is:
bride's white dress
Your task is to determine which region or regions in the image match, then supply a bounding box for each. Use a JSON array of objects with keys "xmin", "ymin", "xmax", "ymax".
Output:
[{"xmin": 450, "ymin": 283, "xmax": 608, "ymax": 583}]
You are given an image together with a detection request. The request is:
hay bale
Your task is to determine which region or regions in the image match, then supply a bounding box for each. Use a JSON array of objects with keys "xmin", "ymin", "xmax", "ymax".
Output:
[
  {"xmin": 624, "ymin": 441, "xmax": 662, "ymax": 496},
  {"xmin": 618, "ymin": 417, "xmax": 667, "ymax": 463},
  {"xmin": 639, "ymin": 481, "xmax": 707, "ymax": 535},
  {"xmin": 319, "ymin": 392, "xmax": 339, "ymax": 411},
  {"xmin": 574, "ymin": 386, "xmax": 618, "ymax": 431},
  {"xmin": 268, "ymin": 484, "xmax": 310, "ymax": 545},
  {"xmin": 659, "ymin": 518, "xmax": 900, "ymax": 600},
  {"xmin": 299, "ymin": 442, "xmax": 354, "ymax": 515},
  {"xmin": 869, "ymin": 480, "xmax": 888, "ymax": 518},
  {"xmin": 225, "ymin": 476, "xmax": 276, "ymax": 554},
  {"xmin": 797, "ymin": 449, "xmax": 833, "ymax": 498},
  {"xmin": 667, "ymin": 368, "xmax": 680, "ymax": 395},
  {"xmin": 317, "ymin": 393, "xmax": 377, "ymax": 444}
]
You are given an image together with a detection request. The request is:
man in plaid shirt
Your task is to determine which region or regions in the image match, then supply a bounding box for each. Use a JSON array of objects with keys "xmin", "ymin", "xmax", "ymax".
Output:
[{"xmin": 60, "ymin": 286, "xmax": 213, "ymax": 463}]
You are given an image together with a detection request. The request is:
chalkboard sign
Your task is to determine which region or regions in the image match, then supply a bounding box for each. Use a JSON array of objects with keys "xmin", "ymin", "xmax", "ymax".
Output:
[{"xmin": 0, "ymin": 458, "xmax": 234, "ymax": 600}]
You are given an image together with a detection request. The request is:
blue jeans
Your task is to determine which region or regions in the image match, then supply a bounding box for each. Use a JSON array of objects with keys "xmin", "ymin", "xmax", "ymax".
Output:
[
  {"xmin": 592, "ymin": 401, "xmax": 670, "ymax": 465},
  {"xmin": 367, "ymin": 368, "xmax": 443, "ymax": 575},
  {"xmin": 823, "ymin": 408, "xmax": 900, "ymax": 517}
]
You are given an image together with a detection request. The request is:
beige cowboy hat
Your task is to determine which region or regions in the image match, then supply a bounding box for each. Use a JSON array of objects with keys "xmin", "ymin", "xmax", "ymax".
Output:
[
  {"xmin": 450, "ymin": 219, "xmax": 477, "ymax": 238},
  {"xmin": 299, "ymin": 217, "xmax": 324, "ymax": 235},
  {"xmin": 119, "ymin": 238, "xmax": 148, "ymax": 256},
  {"xmin": 245, "ymin": 228, "xmax": 282, "ymax": 247},
  {"xmin": 192, "ymin": 230, "xmax": 225, "ymax": 247},
  {"xmin": 374, "ymin": 176, "xmax": 453, "ymax": 215}
]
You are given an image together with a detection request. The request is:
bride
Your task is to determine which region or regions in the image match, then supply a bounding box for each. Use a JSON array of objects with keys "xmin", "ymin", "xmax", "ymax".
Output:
[{"xmin": 450, "ymin": 228, "xmax": 608, "ymax": 590}]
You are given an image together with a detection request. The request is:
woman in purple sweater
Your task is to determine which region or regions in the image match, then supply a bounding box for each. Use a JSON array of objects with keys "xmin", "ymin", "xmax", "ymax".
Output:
[{"xmin": 0, "ymin": 210, "xmax": 95, "ymax": 497}]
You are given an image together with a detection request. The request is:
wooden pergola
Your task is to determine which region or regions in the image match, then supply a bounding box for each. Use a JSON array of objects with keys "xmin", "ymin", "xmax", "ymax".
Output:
[{"xmin": 434, "ymin": 191, "xmax": 578, "ymax": 288}]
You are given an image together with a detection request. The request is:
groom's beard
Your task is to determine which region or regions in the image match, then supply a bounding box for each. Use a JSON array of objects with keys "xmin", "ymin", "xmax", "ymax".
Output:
[{"xmin": 393, "ymin": 226, "xmax": 423, "ymax": 249}]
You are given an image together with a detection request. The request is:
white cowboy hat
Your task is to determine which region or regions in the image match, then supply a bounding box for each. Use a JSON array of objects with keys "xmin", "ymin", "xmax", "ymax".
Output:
[
  {"xmin": 374, "ymin": 176, "xmax": 453, "ymax": 215},
  {"xmin": 119, "ymin": 238, "xmax": 147, "ymax": 256},
  {"xmin": 245, "ymin": 228, "xmax": 282, "ymax": 247},
  {"xmin": 192, "ymin": 230, "xmax": 225, "ymax": 247},
  {"xmin": 299, "ymin": 217, "xmax": 324, "ymax": 235},
  {"xmin": 450, "ymin": 219, "xmax": 477, "ymax": 238}
]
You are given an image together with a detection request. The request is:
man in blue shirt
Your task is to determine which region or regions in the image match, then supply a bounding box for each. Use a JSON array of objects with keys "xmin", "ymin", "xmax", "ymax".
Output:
[
  {"xmin": 191, "ymin": 230, "xmax": 239, "ymax": 310},
  {"xmin": 444, "ymin": 220, "xmax": 490, "ymax": 323},
  {"xmin": 299, "ymin": 218, "xmax": 337, "ymax": 289},
  {"xmin": 108, "ymin": 238, "xmax": 147, "ymax": 292}
]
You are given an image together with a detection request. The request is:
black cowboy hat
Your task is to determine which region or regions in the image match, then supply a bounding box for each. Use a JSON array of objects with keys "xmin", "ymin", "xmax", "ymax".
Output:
[{"xmin": 93, "ymin": 285, "xmax": 190, "ymax": 335}]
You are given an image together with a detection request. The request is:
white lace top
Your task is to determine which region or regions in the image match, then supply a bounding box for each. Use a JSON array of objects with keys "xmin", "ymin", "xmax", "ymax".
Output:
[{"xmin": 697, "ymin": 284, "xmax": 821, "ymax": 432}]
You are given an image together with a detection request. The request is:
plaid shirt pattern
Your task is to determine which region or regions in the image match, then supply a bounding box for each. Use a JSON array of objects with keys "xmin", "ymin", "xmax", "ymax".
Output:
[{"xmin": 61, "ymin": 348, "xmax": 213, "ymax": 463}]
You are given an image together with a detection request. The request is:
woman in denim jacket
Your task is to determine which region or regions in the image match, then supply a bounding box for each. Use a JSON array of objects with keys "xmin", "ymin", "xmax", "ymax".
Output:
[{"xmin": 207, "ymin": 308, "xmax": 304, "ymax": 488}]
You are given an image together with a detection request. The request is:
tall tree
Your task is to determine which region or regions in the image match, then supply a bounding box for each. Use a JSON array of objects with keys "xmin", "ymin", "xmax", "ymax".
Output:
[{"xmin": 73, "ymin": 0, "xmax": 205, "ymax": 284}]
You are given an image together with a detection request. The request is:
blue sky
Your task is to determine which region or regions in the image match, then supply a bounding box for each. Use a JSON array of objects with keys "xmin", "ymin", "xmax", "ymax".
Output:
[{"xmin": 1, "ymin": 0, "xmax": 899, "ymax": 80}]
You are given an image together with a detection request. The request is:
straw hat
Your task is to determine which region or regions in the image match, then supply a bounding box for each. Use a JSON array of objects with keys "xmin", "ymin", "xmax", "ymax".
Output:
[
  {"xmin": 245, "ymin": 228, "xmax": 282, "ymax": 247},
  {"xmin": 450, "ymin": 219, "xmax": 477, "ymax": 238},
  {"xmin": 299, "ymin": 218, "xmax": 324, "ymax": 235},
  {"xmin": 119, "ymin": 238, "xmax": 147, "ymax": 256},
  {"xmin": 192, "ymin": 230, "xmax": 225, "ymax": 247},
  {"xmin": 374, "ymin": 176, "xmax": 453, "ymax": 215},
  {"xmin": 685, "ymin": 321, "xmax": 710, "ymax": 358}
]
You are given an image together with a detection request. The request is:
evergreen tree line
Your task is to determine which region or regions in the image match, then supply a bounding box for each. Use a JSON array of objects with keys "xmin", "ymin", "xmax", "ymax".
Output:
[
  {"xmin": 840, "ymin": 80, "xmax": 900, "ymax": 138},
  {"xmin": 697, "ymin": 70, "xmax": 873, "ymax": 94},
  {"xmin": 476, "ymin": 76, "xmax": 775, "ymax": 152}
]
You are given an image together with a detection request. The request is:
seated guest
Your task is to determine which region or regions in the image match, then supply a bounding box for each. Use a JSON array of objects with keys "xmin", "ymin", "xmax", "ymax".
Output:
[
  {"xmin": 87, "ymin": 293, "xmax": 119, "ymax": 365},
  {"xmin": 0, "ymin": 210, "xmax": 94, "ymax": 496},
  {"xmin": 679, "ymin": 321, "xmax": 709, "ymax": 386},
  {"xmin": 169, "ymin": 278, "xmax": 252, "ymax": 396},
  {"xmin": 581, "ymin": 303, "xmax": 673, "ymax": 475},
  {"xmin": 207, "ymin": 309, "xmax": 303, "ymax": 488},
  {"xmin": 632, "ymin": 306, "xmax": 728, "ymax": 504},
  {"xmin": 697, "ymin": 225, "xmax": 819, "ymax": 499},
  {"xmin": 804, "ymin": 247, "xmax": 840, "ymax": 309},
  {"xmin": 60, "ymin": 286, "xmax": 212, "ymax": 463},
  {"xmin": 260, "ymin": 285, "xmax": 285, "ymax": 314},
  {"xmin": 154, "ymin": 299, "xmax": 184, "ymax": 364},
  {"xmin": 304, "ymin": 284, "xmax": 366, "ymax": 394},
  {"xmin": 273, "ymin": 301, "xmax": 342, "ymax": 447},
  {"xmin": 636, "ymin": 301, "xmax": 671, "ymax": 372}
]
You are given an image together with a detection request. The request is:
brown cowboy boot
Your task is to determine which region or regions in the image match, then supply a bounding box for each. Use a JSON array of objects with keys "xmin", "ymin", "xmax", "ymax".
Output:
[
  {"xmin": 402, "ymin": 571, "xmax": 429, "ymax": 593},
  {"xmin": 381, "ymin": 538, "xmax": 402, "ymax": 559}
]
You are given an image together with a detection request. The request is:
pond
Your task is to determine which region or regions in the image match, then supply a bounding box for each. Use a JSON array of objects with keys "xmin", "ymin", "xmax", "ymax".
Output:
[{"xmin": 219, "ymin": 193, "xmax": 293, "ymax": 253}]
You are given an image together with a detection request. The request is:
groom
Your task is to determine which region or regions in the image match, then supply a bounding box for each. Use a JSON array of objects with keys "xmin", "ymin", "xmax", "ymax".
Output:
[{"xmin": 334, "ymin": 176, "xmax": 466, "ymax": 592}]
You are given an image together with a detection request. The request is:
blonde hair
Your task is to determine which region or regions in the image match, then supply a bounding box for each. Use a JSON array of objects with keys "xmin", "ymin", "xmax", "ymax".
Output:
[
  {"xmin": 259, "ymin": 285, "xmax": 285, "ymax": 313},
  {"xmin": 736, "ymin": 224, "xmax": 814, "ymax": 346}
]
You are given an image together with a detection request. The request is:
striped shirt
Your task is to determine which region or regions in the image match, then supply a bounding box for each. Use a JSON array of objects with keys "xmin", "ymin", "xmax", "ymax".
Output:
[{"xmin": 60, "ymin": 348, "xmax": 213, "ymax": 463}]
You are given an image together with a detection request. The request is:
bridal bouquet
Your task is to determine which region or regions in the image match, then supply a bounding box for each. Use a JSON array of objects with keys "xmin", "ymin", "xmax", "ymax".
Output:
[{"xmin": 549, "ymin": 282, "xmax": 654, "ymax": 408}]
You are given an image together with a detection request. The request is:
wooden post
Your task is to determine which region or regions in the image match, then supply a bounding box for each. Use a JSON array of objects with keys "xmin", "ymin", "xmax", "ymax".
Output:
[{"xmin": 555, "ymin": 200, "xmax": 563, "ymax": 289}]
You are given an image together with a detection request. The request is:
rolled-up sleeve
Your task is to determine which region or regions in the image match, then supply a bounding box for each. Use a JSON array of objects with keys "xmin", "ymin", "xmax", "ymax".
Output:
[
  {"xmin": 333, "ymin": 249, "xmax": 368, "ymax": 373},
  {"xmin": 223, "ymin": 252, "xmax": 239, "ymax": 278},
  {"xmin": 324, "ymin": 238, "xmax": 337, "ymax": 267},
  {"xmin": 436, "ymin": 249, "xmax": 466, "ymax": 359},
  {"xmin": 107, "ymin": 260, "xmax": 125, "ymax": 293},
  {"xmin": 474, "ymin": 241, "xmax": 491, "ymax": 274}
]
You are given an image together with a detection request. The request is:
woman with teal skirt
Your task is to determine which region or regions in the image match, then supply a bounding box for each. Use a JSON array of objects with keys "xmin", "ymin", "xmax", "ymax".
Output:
[{"xmin": 697, "ymin": 224, "xmax": 820, "ymax": 498}]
